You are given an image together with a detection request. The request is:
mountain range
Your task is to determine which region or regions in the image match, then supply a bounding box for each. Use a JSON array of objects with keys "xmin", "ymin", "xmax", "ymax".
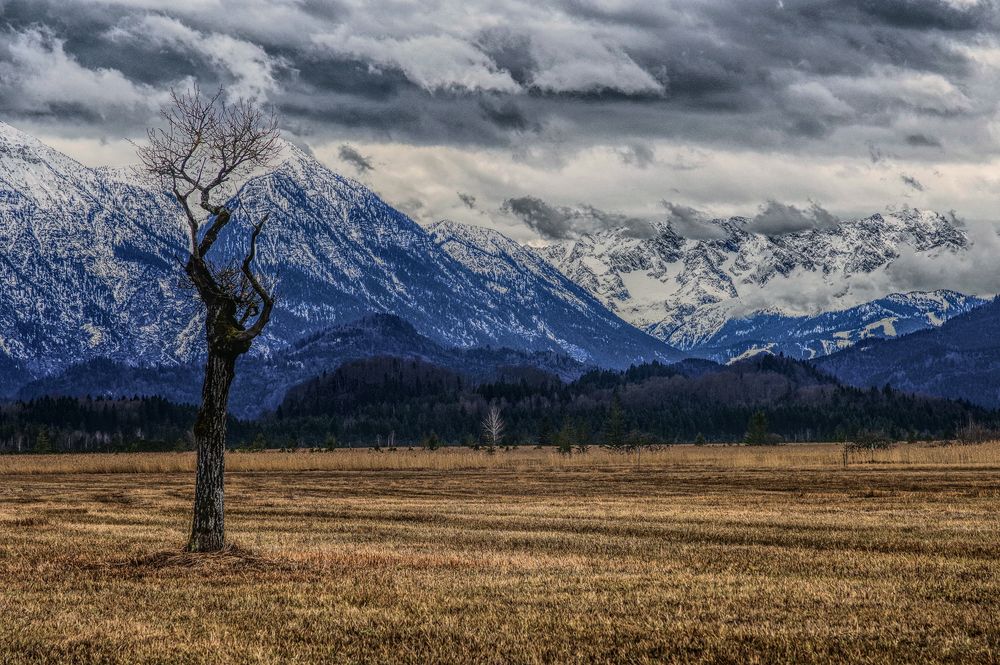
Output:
[
  {"xmin": 539, "ymin": 211, "xmax": 971, "ymax": 351},
  {"xmin": 815, "ymin": 297, "xmax": 1000, "ymax": 409},
  {"xmin": 0, "ymin": 120, "xmax": 993, "ymax": 412},
  {"xmin": 690, "ymin": 290, "xmax": 984, "ymax": 363},
  {"xmin": 0, "ymin": 120, "xmax": 675, "ymax": 399}
]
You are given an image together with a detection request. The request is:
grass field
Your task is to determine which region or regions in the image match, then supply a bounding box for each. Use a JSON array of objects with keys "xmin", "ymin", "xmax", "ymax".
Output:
[{"xmin": 1, "ymin": 443, "xmax": 998, "ymax": 663}]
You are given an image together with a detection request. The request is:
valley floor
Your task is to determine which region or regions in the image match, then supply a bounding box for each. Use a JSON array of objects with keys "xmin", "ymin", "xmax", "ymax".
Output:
[{"xmin": 1, "ymin": 445, "xmax": 999, "ymax": 664}]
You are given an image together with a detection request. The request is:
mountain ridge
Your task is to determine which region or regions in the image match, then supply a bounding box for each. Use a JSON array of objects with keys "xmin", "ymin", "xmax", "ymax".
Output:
[
  {"xmin": 539, "ymin": 209, "xmax": 971, "ymax": 350},
  {"xmin": 0, "ymin": 121, "xmax": 677, "ymax": 396},
  {"xmin": 690, "ymin": 289, "xmax": 985, "ymax": 363},
  {"xmin": 815, "ymin": 296, "xmax": 1000, "ymax": 408}
]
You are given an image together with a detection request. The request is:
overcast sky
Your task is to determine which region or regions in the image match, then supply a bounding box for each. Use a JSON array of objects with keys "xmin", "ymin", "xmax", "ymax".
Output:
[{"xmin": 2, "ymin": 0, "xmax": 1000, "ymax": 248}]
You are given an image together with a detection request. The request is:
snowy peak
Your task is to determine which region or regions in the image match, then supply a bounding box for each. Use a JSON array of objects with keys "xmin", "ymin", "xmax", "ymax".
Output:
[
  {"xmin": 430, "ymin": 219, "xmax": 566, "ymax": 282},
  {"xmin": 540, "ymin": 208, "xmax": 970, "ymax": 350},
  {"xmin": 424, "ymin": 218, "xmax": 681, "ymax": 362},
  {"xmin": 689, "ymin": 289, "xmax": 986, "ymax": 363},
  {"xmin": 221, "ymin": 156, "xmax": 676, "ymax": 365},
  {"xmin": 0, "ymin": 121, "xmax": 104, "ymax": 209},
  {"xmin": 0, "ymin": 121, "xmax": 675, "ymax": 394}
]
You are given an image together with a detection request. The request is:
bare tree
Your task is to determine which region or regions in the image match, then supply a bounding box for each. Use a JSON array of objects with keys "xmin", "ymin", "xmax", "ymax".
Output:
[
  {"xmin": 481, "ymin": 405, "xmax": 505, "ymax": 452},
  {"xmin": 137, "ymin": 86, "xmax": 281, "ymax": 552}
]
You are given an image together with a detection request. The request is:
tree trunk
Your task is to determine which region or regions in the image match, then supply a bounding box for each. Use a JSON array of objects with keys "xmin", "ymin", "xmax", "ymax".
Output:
[{"xmin": 187, "ymin": 349, "xmax": 237, "ymax": 552}]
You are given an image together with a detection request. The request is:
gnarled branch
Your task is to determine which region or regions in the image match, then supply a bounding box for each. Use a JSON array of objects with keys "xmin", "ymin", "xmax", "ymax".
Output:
[{"xmin": 137, "ymin": 84, "xmax": 281, "ymax": 349}]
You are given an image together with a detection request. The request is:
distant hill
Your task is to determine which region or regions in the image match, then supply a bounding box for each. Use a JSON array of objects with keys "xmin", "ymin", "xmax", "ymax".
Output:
[
  {"xmin": 267, "ymin": 354, "xmax": 990, "ymax": 445},
  {"xmin": 690, "ymin": 291, "xmax": 984, "ymax": 362},
  {"xmin": 17, "ymin": 314, "xmax": 588, "ymax": 418},
  {"xmin": 815, "ymin": 297, "xmax": 1000, "ymax": 408}
]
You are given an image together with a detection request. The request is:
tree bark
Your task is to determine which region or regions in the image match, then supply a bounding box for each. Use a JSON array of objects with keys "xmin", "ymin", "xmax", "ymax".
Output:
[{"xmin": 187, "ymin": 348, "xmax": 237, "ymax": 552}]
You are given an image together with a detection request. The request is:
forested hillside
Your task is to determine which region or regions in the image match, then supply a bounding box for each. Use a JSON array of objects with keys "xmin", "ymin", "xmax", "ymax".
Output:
[
  {"xmin": 817, "ymin": 297, "xmax": 1000, "ymax": 408},
  {"xmin": 3, "ymin": 356, "xmax": 993, "ymax": 453},
  {"xmin": 263, "ymin": 355, "xmax": 990, "ymax": 446}
]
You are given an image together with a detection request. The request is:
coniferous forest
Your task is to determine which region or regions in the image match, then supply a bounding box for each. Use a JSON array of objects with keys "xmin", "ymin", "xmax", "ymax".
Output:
[{"xmin": 2, "ymin": 355, "xmax": 993, "ymax": 453}]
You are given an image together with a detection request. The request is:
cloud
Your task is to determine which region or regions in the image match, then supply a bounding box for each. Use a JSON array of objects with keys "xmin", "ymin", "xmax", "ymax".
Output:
[
  {"xmin": 746, "ymin": 200, "xmax": 840, "ymax": 236},
  {"xmin": 0, "ymin": 26, "xmax": 168, "ymax": 119},
  {"xmin": 617, "ymin": 143, "xmax": 656, "ymax": 168},
  {"xmin": 107, "ymin": 14, "xmax": 282, "ymax": 101},
  {"xmin": 501, "ymin": 196, "xmax": 655, "ymax": 240},
  {"xmin": 312, "ymin": 30, "xmax": 520, "ymax": 93},
  {"xmin": 478, "ymin": 98, "xmax": 531, "ymax": 130},
  {"xmin": 6, "ymin": 0, "xmax": 997, "ymax": 154},
  {"xmin": 501, "ymin": 196, "xmax": 577, "ymax": 239},
  {"xmin": 783, "ymin": 81, "xmax": 854, "ymax": 119},
  {"xmin": 884, "ymin": 222, "xmax": 1000, "ymax": 296},
  {"xmin": 660, "ymin": 201, "xmax": 726, "ymax": 240},
  {"xmin": 5, "ymin": 0, "xmax": 1000, "ymax": 278},
  {"xmin": 904, "ymin": 133, "xmax": 943, "ymax": 147},
  {"xmin": 457, "ymin": 192, "xmax": 477, "ymax": 209},
  {"xmin": 338, "ymin": 144, "xmax": 374, "ymax": 173},
  {"xmin": 527, "ymin": 32, "xmax": 664, "ymax": 95},
  {"xmin": 831, "ymin": 67, "xmax": 974, "ymax": 115},
  {"xmin": 900, "ymin": 173, "xmax": 925, "ymax": 191}
]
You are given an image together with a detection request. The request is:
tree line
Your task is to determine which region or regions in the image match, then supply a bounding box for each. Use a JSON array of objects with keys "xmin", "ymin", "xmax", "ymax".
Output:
[
  {"xmin": 2, "ymin": 355, "xmax": 995, "ymax": 454},
  {"xmin": 257, "ymin": 354, "xmax": 998, "ymax": 447}
]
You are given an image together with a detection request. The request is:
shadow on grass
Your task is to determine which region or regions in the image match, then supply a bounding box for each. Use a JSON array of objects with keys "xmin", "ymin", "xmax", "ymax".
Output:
[{"xmin": 99, "ymin": 543, "xmax": 296, "ymax": 574}]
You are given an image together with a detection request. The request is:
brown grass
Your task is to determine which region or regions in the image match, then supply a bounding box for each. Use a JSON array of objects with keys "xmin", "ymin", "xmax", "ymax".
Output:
[
  {"xmin": 1, "ymin": 443, "xmax": 998, "ymax": 663},
  {"xmin": 4, "ymin": 440, "xmax": 1000, "ymax": 474}
]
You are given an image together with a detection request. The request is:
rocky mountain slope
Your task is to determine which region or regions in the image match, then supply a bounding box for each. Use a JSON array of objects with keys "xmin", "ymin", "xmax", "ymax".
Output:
[
  {"xmin": 0, "ymin": 121, "xmax": 676, "ymax": 396},
  {"xmin": 539, "ymin": 211, "xmax": 971, "ymax": 353},
  {"xmin": 691, "ymin": 290, "xmax": 984, "ymax": 363}
]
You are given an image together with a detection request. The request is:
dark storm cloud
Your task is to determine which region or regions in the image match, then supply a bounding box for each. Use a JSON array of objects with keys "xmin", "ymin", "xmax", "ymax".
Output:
[
  {"xmin": 746, "ymin": 200, "xmax": 840, "ymax": 236},
  {"xmin": 660, "ymin": 201, "xmax": 727, "ymax": 240},
  {"xmin": 1, "ymin": 0, "xmax": 994, "ymax": 152},
  {"xmin": 501, "ymin": 196, "xmax": 656, "ymax": 240},
  {"xmin": 474, "ymin": 27, "xmax": 536, "ymax": 87},
  {"xmin": 478, "ymin": 98, "xmax": 531, "ymax": 131},
  {"xmin": 850, "ymin": 0, "xmax": 987, "ymax": 30},
  {"xmin": 501, "ymin": 196, "xmax": 577, "ymax": 239},
  {"xmin": 900, "ymin": 174, "xmax": 926, "ymax": 191},
  {"xmin": 905, "ymin": 133, "xmax": 943, "ymax": 148},
  {"xmin": 338, "ymin": 144, "xmax": 374, "ymax": 173},
  {"xmin": 3, "ymin": 0, "xmax": 999, "ymax": 253}
]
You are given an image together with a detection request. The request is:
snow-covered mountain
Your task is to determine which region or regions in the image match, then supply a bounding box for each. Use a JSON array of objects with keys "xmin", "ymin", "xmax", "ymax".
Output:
[
  {"xmin": 427, "ymin": 219, "xmax": 658, "ymax": 363},
  {"xmin": 0, "ymin": 121, "xmax": 676, "ymax": 395},
  {"xmin": 0, "ymin": 121, "xmax": 191, "ymax": 380},
  {"xmin": 690, "ymin": 290, "xmax": 984, "ymax": 363},
  {"xmin": 539, "ymin": 211, "xmax": 970, "ymax": 352}
]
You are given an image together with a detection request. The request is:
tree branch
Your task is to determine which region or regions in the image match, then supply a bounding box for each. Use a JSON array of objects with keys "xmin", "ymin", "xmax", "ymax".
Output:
[
  {"xmin": 137, "ymin": 84, "xmax": 280, "ymax": 351},
  {"xmin": 235, "ymin": 214, "xmax": 275, "ymax": 342}
]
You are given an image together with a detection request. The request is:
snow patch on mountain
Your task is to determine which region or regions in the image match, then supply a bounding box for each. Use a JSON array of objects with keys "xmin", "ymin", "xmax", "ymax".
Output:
[
  {"xmin": 540, "ymin": 210, "xmax": 970, "ymax": 349},
  {"xmin": 0, "ymin": 122, "xmax": 675, "ymax": 393},
  {"xmin": 691, "ymin": 290, "xmax": 985, "ymax": 363}
]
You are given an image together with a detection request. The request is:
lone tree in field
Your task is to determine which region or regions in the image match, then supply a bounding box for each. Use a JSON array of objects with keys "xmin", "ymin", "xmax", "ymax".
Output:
[
  {"xmin": 137, "ymin": 87, "xmax": 281, "ymax": 552},
  {"xmin": 482, "ymin": 405, "xmax": 505, "ymax": 452}
]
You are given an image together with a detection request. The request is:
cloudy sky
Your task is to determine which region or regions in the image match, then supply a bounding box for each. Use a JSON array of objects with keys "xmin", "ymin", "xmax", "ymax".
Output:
[{"xmin": 2, "ymin": 0, "xmax": 1000, "ymax": 249}]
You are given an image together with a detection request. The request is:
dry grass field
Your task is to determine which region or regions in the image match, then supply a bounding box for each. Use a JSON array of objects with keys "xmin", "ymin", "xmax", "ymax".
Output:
[{"xmin": 1, "ymin": 443, "xmax": 998, "ymax": 664}]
